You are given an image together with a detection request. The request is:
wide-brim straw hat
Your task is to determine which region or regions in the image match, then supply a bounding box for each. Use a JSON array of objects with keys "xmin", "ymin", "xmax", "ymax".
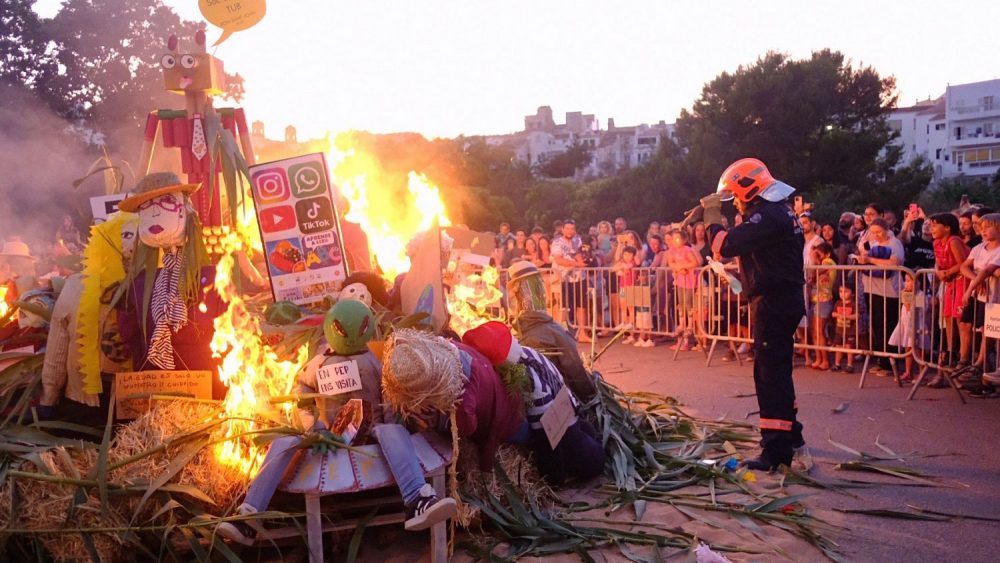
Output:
[
  {"xmin": 382, "ymin": 328, "xmax": 465, "ymax": 416},
  {"xmin": 506, "ymin": 260, "xmax": 540, "ymax": 286},
  {"xmin": 0, "ymin": 240, "xmax": 37, "ymax": 261},
  {"xmin": 119, "ymin": 172, "xmax": 199, "ymax": 213}
]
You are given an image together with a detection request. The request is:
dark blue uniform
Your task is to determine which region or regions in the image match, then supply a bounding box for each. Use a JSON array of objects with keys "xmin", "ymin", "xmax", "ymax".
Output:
[{"xmin": 720, "ymin": 198, "xmax": 805, "ymax": 466}]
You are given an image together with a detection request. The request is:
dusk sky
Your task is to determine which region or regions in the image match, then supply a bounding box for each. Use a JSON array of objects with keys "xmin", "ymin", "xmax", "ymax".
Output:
[{"xmin": 33, "ymin": 0, "xmax": 1000, "ymax": 140}]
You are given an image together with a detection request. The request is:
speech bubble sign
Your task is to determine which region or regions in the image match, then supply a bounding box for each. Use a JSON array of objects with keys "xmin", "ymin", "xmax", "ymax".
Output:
[{"xmin": 199, "ymin": 0, "xmax": 267, "ymax": 46}]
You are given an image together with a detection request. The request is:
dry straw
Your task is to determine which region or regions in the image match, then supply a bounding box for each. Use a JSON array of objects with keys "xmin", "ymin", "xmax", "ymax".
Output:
[{"xmin": 381, "ymin": 328, "xmax": 465, "ymax": 417}]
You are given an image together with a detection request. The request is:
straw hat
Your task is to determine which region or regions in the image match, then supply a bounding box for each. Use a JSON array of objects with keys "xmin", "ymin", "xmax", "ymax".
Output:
[
  {"xmin": 382, "ymin": 328, "xmax": 465, "ymax": 416},
  {"xmin": 0, "ymin": 240, "xmax": 37, "ymax": 261},
  {"xmin": 506, "ymin": 260, "xmax": 540, "ymax": 286},
  {"xmin": 118, "ymin": 172, "xmax": 199, "ymax": 213}
]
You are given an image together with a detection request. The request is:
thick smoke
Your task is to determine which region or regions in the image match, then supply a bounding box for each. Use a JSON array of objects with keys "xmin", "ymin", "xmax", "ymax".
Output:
[{"xmin": 0, "ymin": 83, "xmax": 110, "ymax": 254}]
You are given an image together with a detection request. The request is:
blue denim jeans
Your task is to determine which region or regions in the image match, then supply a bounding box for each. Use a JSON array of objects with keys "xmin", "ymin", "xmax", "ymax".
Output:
[{"xmin": 243, "ymin": 423, "xmax": 428, "ymax": 510}]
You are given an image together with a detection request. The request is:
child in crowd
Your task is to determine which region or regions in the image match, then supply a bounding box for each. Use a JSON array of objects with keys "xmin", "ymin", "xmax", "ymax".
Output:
[
  {"xmin": 666, "ymin": 229, "xmax": 702, "ymax": 350},
  {"xmin": 809, "ymin": 242, "xmax": 837, "ymax": 370},
  {"xmin": 928, "ymin": 213, "xmax": 970, "ymax": 370},
  {"xmin": 613, "ymin": 246, "xmax": 638, "ymax": 343},
  {"xmin": 889, "ymin": 274, "xmax": 930, "ymax": 383},
  {"xmin": 831, "ymin": 284, "xmax": 859, "ymax": 373}
]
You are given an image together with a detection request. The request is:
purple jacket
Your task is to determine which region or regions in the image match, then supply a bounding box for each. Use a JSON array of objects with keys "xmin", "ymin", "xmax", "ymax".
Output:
[
  {"xmin": 118, "ymin": 266, "xmax": 227, "ymax": 398},
  {"xmin": 453, "ymin": 342, "xmax": 525, "ymax": 471}
]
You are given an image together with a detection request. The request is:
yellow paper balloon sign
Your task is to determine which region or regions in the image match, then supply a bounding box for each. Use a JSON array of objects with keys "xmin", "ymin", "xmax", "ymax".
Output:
[{"xmin": 199, "ymin": 0, "xmax": 267, "ymax": 46}]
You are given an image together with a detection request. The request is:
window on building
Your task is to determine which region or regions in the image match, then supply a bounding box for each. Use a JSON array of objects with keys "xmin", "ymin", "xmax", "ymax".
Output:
[
  {"xmin": 984, "ymin": 96, "xmax": 996, "ymax": 111},
  {"xmin": 888, "ymin": 119, "xmax": 902, "ymax": 132},
  {"xmin": 985, "ymin": 122, "xmax": 994, "ymax": 136},
  {"xmin": 936, "ymin": 148, "xmax": 942, "ymax": 160},
  {"xmin": 935, "ymin": 123, "xmax": 946, "ymax": 131},
  {"xmin": 955, "ymin": 126, "xmax": 962, "ymax": 139}
]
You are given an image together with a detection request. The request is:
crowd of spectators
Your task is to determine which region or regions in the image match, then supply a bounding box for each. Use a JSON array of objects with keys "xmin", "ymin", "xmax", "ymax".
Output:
[{"xmin": 494, "ymin": 197, "xmax": 1000, "ymax": 397}]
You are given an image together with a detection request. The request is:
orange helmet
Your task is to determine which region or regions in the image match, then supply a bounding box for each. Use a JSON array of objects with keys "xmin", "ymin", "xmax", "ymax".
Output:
[{"xmin": 717, "ymin": 158, "xmax": 778, "ymax": 202}]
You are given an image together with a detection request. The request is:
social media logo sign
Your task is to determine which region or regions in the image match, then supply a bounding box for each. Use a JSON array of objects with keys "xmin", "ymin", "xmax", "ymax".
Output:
[
  {"xmin": 289, "ymin": 161, "xmax": 328, "ymax": 198},
  {"xmin": 295, "ymin": 197, "xmax": 335, "ymax": 234},
  {"xmin": 259, "ymin": 205, "xmax": 295, "ymax": 234},
  {"xmin": 252, "ymin": 167, "xmax": 290, "ymax": 204}
]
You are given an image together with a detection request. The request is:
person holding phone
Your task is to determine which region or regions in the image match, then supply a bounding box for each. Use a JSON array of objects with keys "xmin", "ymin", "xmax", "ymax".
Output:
[{"xmin": 710, "ymin": 158, "xmax": 805, "ymax": 471}]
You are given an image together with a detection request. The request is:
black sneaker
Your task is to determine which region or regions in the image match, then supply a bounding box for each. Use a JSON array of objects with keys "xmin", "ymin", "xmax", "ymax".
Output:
[
  {"xmin": 741, "ymin": 452, "xmax": 790, "ymax": 472},
  {"xmin": 404, "ymin": 484, "xmax": 457, "ymax": 531},
  {"xmin": 968, "ymin": 385, "xmax": 999, "ymax": 398}
]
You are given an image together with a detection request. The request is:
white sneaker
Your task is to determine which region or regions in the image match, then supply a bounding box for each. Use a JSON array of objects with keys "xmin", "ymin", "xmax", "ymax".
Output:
[
  {"xmin": 642, "ymin": 339, "xmax": 655, "ymax": 348},
  {"xmin": 633, "ymin": 339, "xmax": 645, "ymax": 347},
  {"xmin": 737, "ymin": 343, "xmax": 749, "ymax": 354},
  {"xmin": 622, "ymin": 336, "xmax": 635, "ymax": 344}
]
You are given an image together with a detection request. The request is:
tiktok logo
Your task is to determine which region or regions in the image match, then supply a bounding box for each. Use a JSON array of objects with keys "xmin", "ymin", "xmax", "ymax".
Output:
[{"xmin": 295, "ymin": 197, "xmax": 334, "ymax": 234}]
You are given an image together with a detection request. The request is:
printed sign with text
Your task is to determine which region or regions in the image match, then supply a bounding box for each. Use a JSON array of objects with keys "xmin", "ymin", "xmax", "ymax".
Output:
[
  {"xmin": 249, "ymin": 153, "xmax": 348, "ymax": 305},
  {"xmin": 985, "ymin": 303, "xmax": 1000, "ymax": 339},
  {"xmin": 539, "ymin": 386, "xmax": 576, "ymax": 450}
]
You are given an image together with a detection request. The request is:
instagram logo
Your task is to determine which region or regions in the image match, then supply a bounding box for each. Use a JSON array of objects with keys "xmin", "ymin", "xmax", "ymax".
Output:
[
  {"xmin": 289, "ymin": 162, "xmax": 328, "ymax": 198},
  {"xmin": 252, "ymin": 167, "xmax": 290, "ymax": 204}
]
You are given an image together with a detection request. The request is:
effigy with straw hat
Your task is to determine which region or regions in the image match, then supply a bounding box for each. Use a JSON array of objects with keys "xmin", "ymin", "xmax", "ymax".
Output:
[
  {"xmin": 506, "ymin": 260, "xmax": 547, "ymax": 315},
  {"xmin": 118, "ymin": 171, "xmax": 199, "ymax": 213},
  {"xmin": 382, "ymin": 328, "xmax": 465, "ymax": 418}
]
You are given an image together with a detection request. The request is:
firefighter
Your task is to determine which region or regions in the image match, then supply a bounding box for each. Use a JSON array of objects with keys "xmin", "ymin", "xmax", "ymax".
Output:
[{"xmin": 710, "ymin": 158, "xmax": 806, "ymax": 470}]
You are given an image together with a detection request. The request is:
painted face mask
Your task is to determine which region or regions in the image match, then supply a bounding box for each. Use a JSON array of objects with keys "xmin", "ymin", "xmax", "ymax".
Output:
[
  {"xmin": 323, "ymin": 299, "xmax": 375, "ymax": 355},
  {"xmin": 137, "ymin": 193, "xmax": 187, "ymax": 248},
  {"xmin": 17, "ymin": 291, "xmax": 54, "ymax": 329},
  {"xmin": 339, "ymin": 282, "xmax": 372, "ymax": 308}
]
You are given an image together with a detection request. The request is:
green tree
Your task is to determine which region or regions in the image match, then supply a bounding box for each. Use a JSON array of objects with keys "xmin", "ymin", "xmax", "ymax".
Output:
[
  {"xmin": 672, "ymin": 50, "xmax": 897, "ymax": 203},
  {"xmin": 0, "ymin": 0, "xmax": 60, "ymax": 90},
  {"xmin": 43, "ymin": 0, "xmax": 244, "ymax": 155},
  {"xmin": 535, "ymin": 141, "xmax": 593, "ymax": 179}
]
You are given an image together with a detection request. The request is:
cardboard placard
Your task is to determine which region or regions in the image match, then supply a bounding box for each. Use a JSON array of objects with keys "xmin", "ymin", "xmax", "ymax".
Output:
[
  {"xmin": 401, "ymin": 222, "xmax": 446, "ymax": 332},
  {"xmin": 539, "ymin": 386, "xmax": 576, "ymax": 450},
  {"xmin": 89, "ymin": 194, "xmax": 127, "ymax": 224},
  {"xmin": 985, "ymin": 303, "xmax": 1000, "ymax": 339},
  {"xmin": 114, "ymin": 370, "xmax": 213, "ymax": 420},
  {"xmin": 330, "ymin": 398, "xmax": 364, "ymax": 445},
  {"xmin": 316, "ymin": 359, "xmax": 362, "ymax": 396},
  {"xmin": 249, "ymin": 153, "xmax": 349, "ymax": 305}
]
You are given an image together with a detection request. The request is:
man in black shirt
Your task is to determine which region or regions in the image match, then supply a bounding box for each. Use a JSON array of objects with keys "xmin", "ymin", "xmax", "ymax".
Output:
[{"xmin": 711, "ymin": 158, "xmax": 806, "ymax": 471}]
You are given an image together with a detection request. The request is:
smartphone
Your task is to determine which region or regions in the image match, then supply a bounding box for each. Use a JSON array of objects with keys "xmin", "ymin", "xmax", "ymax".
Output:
[
  {"xmin": 909, "ymin": 203, "xmax": 918, "ymax": 217},
  {"xmin": 794, "ymin": 196, "xmax": 803, "ymax": 211},
  {"xmin": 863, "ymin": 241, "xmax": 871, "ymax": 251}
]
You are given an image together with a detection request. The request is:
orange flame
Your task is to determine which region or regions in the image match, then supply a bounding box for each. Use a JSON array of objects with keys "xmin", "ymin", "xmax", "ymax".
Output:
[
  {"xmin": 330, "ymin": 145, "xmax": 451, "ymax": 280},
  {"xmin": 0, "ymin": 286, "xmax": 9, "ymax": 319},
  {"xmin": 445, "ymin": 263, "xmax": 504, "ymax": 337},
  {"xmin": 210, "ymin": 230, "xmax": 309, "ymax": 476}
]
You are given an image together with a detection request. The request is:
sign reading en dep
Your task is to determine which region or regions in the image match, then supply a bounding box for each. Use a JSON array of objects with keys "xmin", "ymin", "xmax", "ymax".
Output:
[
  {"xmin": 114, "ymin": 370, "xmax": 214, "ymax": 420},
  {"xmin": 249, "ymin": 153, "xmax": 349, "ymax": 306}
]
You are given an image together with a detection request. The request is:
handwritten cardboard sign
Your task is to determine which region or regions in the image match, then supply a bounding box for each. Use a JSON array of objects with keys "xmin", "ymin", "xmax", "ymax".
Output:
[
  {"xmin": 985, "ymin": 303, "xmax": 1000, "ymax": 339},
  {"xmin": 114, "ymin": 370, "xmax": 213, "ymax": 420},
  {"xmin": 539, "ymin": 386, "xmax": 576, "ymax": 450},
  {"xmin": 316, "ymin": 360, "xmax": 362, "ymax": 396}
]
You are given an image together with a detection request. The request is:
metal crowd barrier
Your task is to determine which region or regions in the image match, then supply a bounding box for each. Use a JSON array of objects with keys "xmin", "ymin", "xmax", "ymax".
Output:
[{"xmin": 508, "ymin": 262, "xmax": 999, "ymax": 402}]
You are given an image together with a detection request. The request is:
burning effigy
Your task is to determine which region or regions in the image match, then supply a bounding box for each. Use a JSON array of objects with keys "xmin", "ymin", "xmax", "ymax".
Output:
[{"xmin": 0, "ymin": 22, "xmax": 846, "ymax": 563}]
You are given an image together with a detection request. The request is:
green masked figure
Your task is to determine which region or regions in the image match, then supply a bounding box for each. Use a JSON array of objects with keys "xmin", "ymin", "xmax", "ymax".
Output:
[{"xmin": 323, "ymin": 299, "xmax": 375, "ymax": 355}]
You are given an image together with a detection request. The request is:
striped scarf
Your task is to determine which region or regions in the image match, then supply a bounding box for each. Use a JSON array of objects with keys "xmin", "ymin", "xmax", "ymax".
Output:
[{"xmin": 147, "ymin": 251, "xmax": 188, "ymax": 369}]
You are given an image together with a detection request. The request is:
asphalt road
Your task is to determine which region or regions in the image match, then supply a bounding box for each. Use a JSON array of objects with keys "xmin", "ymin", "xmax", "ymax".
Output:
[{"xmin": 590, "ymin": 341, "xmax": 1000, "ymax": 563}]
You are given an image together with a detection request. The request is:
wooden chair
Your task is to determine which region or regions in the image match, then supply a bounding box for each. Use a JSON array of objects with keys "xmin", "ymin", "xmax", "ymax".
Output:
[{"xmin": 261, "ymin": 431, "xmax": 452, "ymax": 563}]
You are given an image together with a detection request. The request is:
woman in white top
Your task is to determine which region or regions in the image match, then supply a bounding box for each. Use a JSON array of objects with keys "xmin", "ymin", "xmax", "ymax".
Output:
[
  {"xmin": 855, "ymin": 217, "xmax": 905, "ymax": 372},
  {"xmin": 955, "ymin": 213, "xmax": 1000, "ymax": 389}
]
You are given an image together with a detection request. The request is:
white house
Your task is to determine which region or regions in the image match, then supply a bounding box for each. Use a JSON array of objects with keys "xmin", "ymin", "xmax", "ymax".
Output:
[{"xmin": 887, "ymin": 78, "xmax": 1000, "ymax": 182}]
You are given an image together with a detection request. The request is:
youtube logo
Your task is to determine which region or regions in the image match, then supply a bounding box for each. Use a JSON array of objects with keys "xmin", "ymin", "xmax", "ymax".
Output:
[{"xmin": 259, "ymin": 205, "xmax": 295, "ymax": 234}]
